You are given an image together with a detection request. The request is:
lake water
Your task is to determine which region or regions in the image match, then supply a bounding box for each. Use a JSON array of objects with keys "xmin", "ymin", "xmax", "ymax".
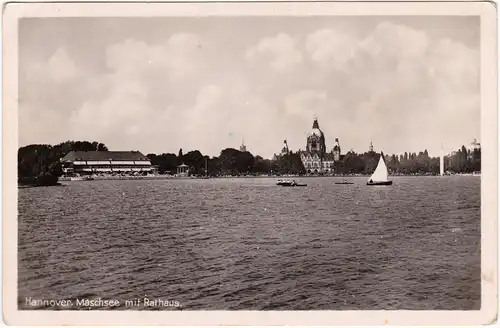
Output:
[{"xmin": 18, "ymin": 176, "xmax": 481, "ymax": 310}]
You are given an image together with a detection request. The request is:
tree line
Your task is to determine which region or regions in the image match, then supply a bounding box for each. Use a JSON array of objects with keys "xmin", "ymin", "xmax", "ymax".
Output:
[
  {"xmin": 18, "ymin": 140, "xmax": 481, "ymax": 186},
  {"xmin": 148, "ymin": 145, "xmax": 480, "ymax": 177},
  {"xmin": 335, "ymin": 147, "xmax": 480, "ymax": 175},
  {"xmin": 147, "ymin": 148, "xmax": 306, "ymax": 176}
]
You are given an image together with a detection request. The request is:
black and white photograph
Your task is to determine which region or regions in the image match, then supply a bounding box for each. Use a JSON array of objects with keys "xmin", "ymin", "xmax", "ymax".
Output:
[{"xmin": 3, "ymin": 1, "xmax": 498, "ymax": 326}]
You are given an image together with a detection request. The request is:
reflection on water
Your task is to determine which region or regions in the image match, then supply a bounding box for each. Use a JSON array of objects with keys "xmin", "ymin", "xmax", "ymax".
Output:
[{"xmin": 18, "ymin": 176, "xmax": 480, "ymax": 310}]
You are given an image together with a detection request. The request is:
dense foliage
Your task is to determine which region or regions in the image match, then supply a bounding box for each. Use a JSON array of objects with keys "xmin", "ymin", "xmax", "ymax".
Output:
[
  {"xmin": 146, "ymin": 148, "xmax": 305, "ymax": 176},
  {"xmin": 18, "ymin": 141, "xmax": 108, "ymax": 186}
]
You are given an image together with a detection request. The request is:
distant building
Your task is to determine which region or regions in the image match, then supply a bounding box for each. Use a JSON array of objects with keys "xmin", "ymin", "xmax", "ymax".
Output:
[
  {"xmin": 176, "ymin": 163, "xmax": 189, "ymax": 177},
  {"xmin": 369, "ymin": 141, "xmax": 374, "ymax": 153},
  {"xmin": 333, "ymin": 138, "xmax": 341, "ymax": 161},
  {"xmin": 60, "ymin": 151, "xmax": 153, "ymax": 175},
  {"xmin": 239, "ymin": 138, "xmax": 247, "ymax": 152},
  {"xmin": 298, "ymin": 118, "xmax": 341, "ymax": 174},
  {"xmin": 470, "ymin": 138, "xmax": 481, "ymax": 150},
  {"xmin": 280, "ymin": 140, "xmax": 290, "ymax": 156},
  {"xmin": 468, "ymin": 138, "xmax": 481, "ymax": 160}
]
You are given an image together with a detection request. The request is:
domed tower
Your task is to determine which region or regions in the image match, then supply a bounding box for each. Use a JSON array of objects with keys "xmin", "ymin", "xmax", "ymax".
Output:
[
  {"xmin": 306, "ymin": 118, "xmax": 326, "ymax": 156},
  {"xmin": 333, "ymin": 138, "xmax": 341, "ymax": 161}
]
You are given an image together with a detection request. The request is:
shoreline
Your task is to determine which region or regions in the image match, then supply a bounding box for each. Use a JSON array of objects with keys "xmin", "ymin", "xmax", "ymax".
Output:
[
  {"xmin": 57, "ymin": 173, "xmax": 480, "ymax": 182},
  {"xmin": 18, "ymin": 182, "xmax": 63, "ymax": 188}
]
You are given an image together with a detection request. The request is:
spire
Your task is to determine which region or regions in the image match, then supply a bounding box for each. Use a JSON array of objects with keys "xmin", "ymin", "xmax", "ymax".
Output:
[
  {"xmin": 239, "ymin": 137, "xmax": 247, "ymax": 152},
  {"xmin": 333, "ymin": 138, "xmax": 340, "ymax": 150},
  {"xmin": 312, "ymin": 118, "xmax": 319, "ymax": 129},
  {"xmin": 369, "ymin": 141, "xmax": 374, "ymax": 152},
  {"xmin": 281, "ymin": 139, "xmax": 289, "ymax": 155}
]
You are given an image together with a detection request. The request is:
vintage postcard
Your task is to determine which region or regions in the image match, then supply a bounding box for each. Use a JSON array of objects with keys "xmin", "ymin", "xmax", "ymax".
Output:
[{"xmin": 2, "ymin": 0, "xmax": 498, "ymax": 326}]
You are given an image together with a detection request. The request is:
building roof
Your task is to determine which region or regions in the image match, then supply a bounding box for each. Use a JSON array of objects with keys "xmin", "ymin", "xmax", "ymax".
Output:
[
  {"xmin": 61, "ymin": 151, "xmax": 150, "ymax": 162},
  {"xmin": 308, "ymin": 118, "xmax": 324, "ymax": 138},
  {"xmin": 324, "ymin": 153, "xmax": 336, "ymax": 161},
  {"xmin": 469, "ymin": 138, "xmax": 481, "ymax": 150}
]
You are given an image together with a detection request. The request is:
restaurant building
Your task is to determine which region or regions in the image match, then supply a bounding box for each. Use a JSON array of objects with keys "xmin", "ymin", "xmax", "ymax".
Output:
[{"xmin": 60, "ymin": 150, "xmax": 153, "ymax": 175}]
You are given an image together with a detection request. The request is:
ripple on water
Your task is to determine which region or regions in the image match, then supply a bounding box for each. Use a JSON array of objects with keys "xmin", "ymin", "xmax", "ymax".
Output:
[{"xmin": 18, "ymin": 176, "xmax": 480, "ymax": 310}]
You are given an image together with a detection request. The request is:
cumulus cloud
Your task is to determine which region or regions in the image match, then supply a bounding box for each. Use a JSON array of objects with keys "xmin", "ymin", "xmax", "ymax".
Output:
[
  {"xmin": 19, "ymin": 18, "xmax": 479, "ymax": 157},
  {"xmin": 246, "ymin": 33, "xmax": 303, "ymax": 71},
  {"xmin": 68, "ymin": 80, "xmax": 148, "ymax": 141},
  {"xmin": 48, "ymin": 47, "xmax": 79, "ymax": 83},
  {"xmin": 360, "ymin": 21, "xmax": 429, "ymax": 60},
  {"xmin": 106, "ymin": 33, "xmax": 203, "ymax": 80},
  {"xmin": 25, "ymin": 47, "xmax": 79, "ymax": 84},
  {"xmin": 306, "ymin": 28, "xmax": 359, "ymax": 70},
  {"xmin": 284, "ymin": 90, "xmax": 326, "ymax": 118},
  {"xmin": 303, "ymin": 21, "xmax": 479, "ymax": 154}
]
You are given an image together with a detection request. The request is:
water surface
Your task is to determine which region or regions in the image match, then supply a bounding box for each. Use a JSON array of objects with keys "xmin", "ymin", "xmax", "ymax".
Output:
[{"xmin": 18, "ymin": 176, "xmax": 481, "ymax": 310}]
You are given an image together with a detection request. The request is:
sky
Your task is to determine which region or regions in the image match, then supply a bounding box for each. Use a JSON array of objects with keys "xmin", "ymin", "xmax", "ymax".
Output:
[{"xmin": 19, "ymin": 16, "xmax": 480, "ymax": 158}]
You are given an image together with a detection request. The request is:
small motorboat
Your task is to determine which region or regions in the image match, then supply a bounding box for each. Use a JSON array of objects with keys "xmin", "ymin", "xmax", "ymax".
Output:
[
  {"xmin": 279, "ymin": 180, "xmax": 307, "ymax": 187},
  {"xmin": 276, "ymin": 179, "xmax": 294, "ymax": 185},
  {"xmin": 335, "ymin": 180, "xmax": 354, "ymax": 185}
]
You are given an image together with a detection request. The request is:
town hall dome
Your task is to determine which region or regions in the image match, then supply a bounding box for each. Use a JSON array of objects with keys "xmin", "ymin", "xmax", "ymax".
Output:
[
  {"xmin": 306, "ymin": 118, "xmax": 326, "ymax": 155},
  {"xmin": 308, "ymin": 118, "xmax": 324, "ymax": 137}
]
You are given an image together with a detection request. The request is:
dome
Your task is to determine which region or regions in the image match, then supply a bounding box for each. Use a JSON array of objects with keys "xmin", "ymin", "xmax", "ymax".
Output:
[
  {"xmin": 310, "ymin": 128, "xmax": 323, "ymax": 137},
  {"xmin": 308, "ymin": 119, "xmax": 324, "ymax": 137}
]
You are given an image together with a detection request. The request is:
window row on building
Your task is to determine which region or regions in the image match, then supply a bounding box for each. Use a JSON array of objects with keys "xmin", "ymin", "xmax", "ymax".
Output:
[{"xmin": 60, "ymin": 151, "xmax": 153, "ymax": 175}]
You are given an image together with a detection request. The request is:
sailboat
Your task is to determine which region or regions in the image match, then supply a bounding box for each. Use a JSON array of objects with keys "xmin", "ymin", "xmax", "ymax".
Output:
[{"xmin": 367, "ymin": 153, "xmax": 392, "ymax": 186}]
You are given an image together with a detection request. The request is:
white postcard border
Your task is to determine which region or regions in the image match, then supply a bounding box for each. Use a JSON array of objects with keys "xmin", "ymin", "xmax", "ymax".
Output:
[{"xmin": 2, "ymin": 1, "xmax": 497, "ymax": 326}]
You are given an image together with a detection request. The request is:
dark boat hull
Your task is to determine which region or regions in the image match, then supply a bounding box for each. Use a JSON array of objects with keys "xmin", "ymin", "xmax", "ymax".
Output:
[
  {"xmin": 367, "ymin": 181, "xmax": 392, "ymax": 186},
  {"xmin": 335, "ymin": 182, "xmax": 354, "ymax": 184},
  {"xmin": 281, "ymin": 184, "xmax": 307, "ymax": 187}
]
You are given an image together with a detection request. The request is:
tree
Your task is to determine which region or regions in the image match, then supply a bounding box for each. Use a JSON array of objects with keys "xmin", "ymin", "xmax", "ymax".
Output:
[
  {"xmin": 253, "ymin": 156, "xmax": 270, "ymax": 174},
  {"xmin": 152, "ymin": 153, "xmax": 178, "ymax": 174},
  {"xmin": 18, "ymin": 144, "xmax": 60, "ymax": 186},
  {"xmin": 18, "ymin": 140, "xmax": 110, "ymax": 186},
  {"xmin": 178, "ymin": 148, "xmax": 183, "ymax": 163},
  {"xmin": 235, "ymin": 151, "xmax": 254, "ymax": 175},
  {"xmin": 183, "ymin": 150, "xmax": 205, "ymax": 175}
]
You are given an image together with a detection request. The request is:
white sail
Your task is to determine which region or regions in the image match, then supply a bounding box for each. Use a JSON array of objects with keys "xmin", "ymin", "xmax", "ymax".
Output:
[{"xmin": 368, "ymin": 154, "xmax": 389, "ymax": 182}]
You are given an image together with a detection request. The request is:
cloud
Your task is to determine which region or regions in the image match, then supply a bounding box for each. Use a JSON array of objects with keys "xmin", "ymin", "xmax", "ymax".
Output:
[
  {"xmin": 360, "ymin": 21, "xmax": 429, "ymax": 60},
  {"xmin": 25, "ymin": 47, "xmax": 79, "ymax": 84},
  {"xmin": 303, "ymin": 21, "xmax": 479, "ymax": 155},
  {"xmin": 47, "ymin": 48, "xmax": 79, "ymax": 83},
  {"xmin": 306, "ymin": 28, "xmax": 358, "ymax": 70},
  {"xmin": 284, "ymin": 90, "xmax": 327, "ymax": 118},
  {"xmin": 19, "ymin": 18, "xmax": 479, "ymax": 158},
  {"xmin": 68, "ymin": 79, "xmax": 148, "ymax": 141},
  {"xmin": 105, "ymin": 33, "xmax": 202, "ymax": 80},
  {"xmin": 246, "ymin": 33, "xmax": 303, "ymax": 71}
]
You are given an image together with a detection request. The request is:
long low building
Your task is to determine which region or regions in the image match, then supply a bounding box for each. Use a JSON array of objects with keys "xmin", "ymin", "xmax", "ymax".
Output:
[{"xmin": 60, "ymin": 151, "xmax": 153, "ymax": 175}]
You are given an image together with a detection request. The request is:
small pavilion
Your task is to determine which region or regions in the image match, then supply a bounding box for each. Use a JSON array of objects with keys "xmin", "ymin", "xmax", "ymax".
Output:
[{"xmin": 176, "ymin": 163, "xmax": 189, "ymax": 177}]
